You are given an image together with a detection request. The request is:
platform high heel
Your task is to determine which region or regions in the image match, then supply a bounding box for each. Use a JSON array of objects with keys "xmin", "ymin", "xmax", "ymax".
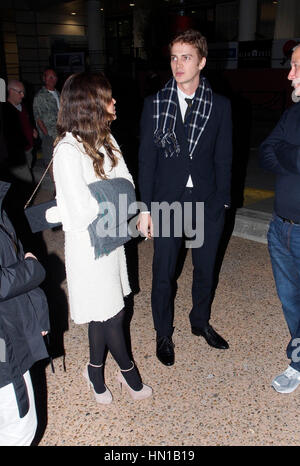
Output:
[
  {"xmin": 83, "ymin": 363, "xmax": 113, "ymax": 405},
  {"xmin": 116, "ymin": 362, "xmax": 152, "ymax": 401}
]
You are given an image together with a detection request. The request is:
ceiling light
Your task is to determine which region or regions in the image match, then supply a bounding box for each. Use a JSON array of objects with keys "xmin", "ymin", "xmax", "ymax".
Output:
[{"xmin": 70, "ymin": 12, "xmax": 77, "ymax": 15}]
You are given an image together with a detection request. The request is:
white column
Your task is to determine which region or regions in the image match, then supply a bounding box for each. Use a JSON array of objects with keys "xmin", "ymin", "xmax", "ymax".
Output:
[
  {"xmin": 274, "ymin": 0, "xmax": 296, "ymax": 39},
  {"xmin": 238, "ymin": 0, "xmax": 258, "ymax": 41},
  {"xmin": 87, "ymin": 0, "xmax": 106, "ymax": 71}
]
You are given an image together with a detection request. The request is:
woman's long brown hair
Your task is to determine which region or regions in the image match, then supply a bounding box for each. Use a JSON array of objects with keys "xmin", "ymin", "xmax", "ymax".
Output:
[{"xmin": 55, "ymin": 72, "xmax": 119, "ymax": 179}]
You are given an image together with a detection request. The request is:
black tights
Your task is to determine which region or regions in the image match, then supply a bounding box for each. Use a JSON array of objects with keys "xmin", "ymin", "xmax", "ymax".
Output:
[{"xmin": 88, "ymin": 308, "xmax": 142, "ymax": 393}]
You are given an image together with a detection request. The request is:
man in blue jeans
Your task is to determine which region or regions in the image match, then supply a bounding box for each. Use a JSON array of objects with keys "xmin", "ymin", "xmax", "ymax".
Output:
[{"xmin": 259, "ymin": 44, "xmax": 300, "ymax": 393}]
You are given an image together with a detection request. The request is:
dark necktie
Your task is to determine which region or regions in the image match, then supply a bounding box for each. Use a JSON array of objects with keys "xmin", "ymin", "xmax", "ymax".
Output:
[{"xmin": 184, "ymin": 98, "xmax": 193, "ymax": 123}]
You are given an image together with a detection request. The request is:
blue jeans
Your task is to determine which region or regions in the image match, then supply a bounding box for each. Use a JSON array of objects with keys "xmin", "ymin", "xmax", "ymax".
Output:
[{"xmin": 268, "ymin": 214, "xmax": 300, "ymax": 371}]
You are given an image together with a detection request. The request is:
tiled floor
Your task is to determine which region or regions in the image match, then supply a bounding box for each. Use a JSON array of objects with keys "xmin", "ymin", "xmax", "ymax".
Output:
[{"xmin": 36, "ymin": 214, "xmax": 300, "ymax": 446}]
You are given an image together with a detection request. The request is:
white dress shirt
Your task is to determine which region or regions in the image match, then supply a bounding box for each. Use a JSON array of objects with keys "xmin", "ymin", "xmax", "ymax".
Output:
[{"xmin": 177, "ymin": 87, "xmax": 195, "ymax": 188}]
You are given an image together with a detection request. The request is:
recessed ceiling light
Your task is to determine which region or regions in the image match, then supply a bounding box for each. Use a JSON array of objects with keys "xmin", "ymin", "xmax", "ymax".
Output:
[
  {"xmin": 129, "ymin": 3, "xmax": 135, "ymax": 6},
  {"xmin": 71, "ymin": 12, "xmax": 77, "ymax": 15}
]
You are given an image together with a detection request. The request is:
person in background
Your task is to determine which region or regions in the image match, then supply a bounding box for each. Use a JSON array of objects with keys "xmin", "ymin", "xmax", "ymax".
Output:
[
  {"xmin": 3, "ymin": 79, "xmax": 38, "ymax": 180},
  {"xmin": 0, "ymin": 180, "xmax": 50, "ymax": 445},
  {"xmin": 33, "ymin": 69, "xmax": 60, "ymax": 179},
  {"xmin": 259, "ymin": 44, "xmax": 300, "ymax": 394},
  {"xmin": 46, "ymin": 72, "xmax": 152, "ymax": 403}
]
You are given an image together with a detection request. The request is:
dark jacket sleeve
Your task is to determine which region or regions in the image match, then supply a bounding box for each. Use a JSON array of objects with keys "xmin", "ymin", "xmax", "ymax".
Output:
[
  {"xmin": 0, "ymin": 258, "xmax": 46, "ymax": 302},
  {"xmin": 213, "ymin": 98, "xmax": 233, "ymax": 206},
  {"xmin": 138, "ymin": 96, "xmax": 158, "ymax": 211},
  {"xmin": 259, "ymin": 110, "xmax": 290, "ymax": 176},
  {"xmin": 274, "ymin": 141, "xmax": 300, "ymax": 174},
  {"xmin": 27, "ymin": 287, "xmax": 50, "ymax": 332}
]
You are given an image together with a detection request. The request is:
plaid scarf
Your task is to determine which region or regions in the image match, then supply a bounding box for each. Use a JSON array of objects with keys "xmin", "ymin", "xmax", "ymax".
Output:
[{"xmin": 153, "ymin": 77, "xmax": 213, "ymax": 158}]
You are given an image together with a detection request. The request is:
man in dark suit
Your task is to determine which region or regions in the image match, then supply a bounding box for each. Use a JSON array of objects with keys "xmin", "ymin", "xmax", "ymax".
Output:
[{"xmin": 138, "ymin": 29, "xmax": 232, "ymax": 366}]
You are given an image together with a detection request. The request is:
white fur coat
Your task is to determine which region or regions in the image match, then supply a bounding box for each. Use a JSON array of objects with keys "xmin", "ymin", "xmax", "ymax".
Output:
[{"xmin": 47, "ymin": 132, "xmax": 133, "ymax": 324}]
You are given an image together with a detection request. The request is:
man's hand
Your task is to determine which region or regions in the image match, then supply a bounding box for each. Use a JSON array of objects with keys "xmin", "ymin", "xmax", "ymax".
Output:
[
  {"xmin": 137, "ymin": 212, "xmax": 153, "ymax": 239},
  {"xmin": 36, "ymin": 119, "xmax": 48, "ymax": 136}
]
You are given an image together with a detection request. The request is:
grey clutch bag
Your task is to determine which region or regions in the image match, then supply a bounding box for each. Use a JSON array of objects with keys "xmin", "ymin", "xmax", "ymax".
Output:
[{"xmin": 24, "ymin": 199, "xmax": 61, "ymax": 233}]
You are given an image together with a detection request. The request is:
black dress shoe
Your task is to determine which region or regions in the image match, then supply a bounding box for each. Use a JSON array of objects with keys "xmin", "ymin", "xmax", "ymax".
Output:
[
  {"xmin": 191, "ymin": 324, "xmax": 229, "ymax": 349},
  {"xmin": 156, "ymin": 336, "xmax": 175, "ymax": 366}
]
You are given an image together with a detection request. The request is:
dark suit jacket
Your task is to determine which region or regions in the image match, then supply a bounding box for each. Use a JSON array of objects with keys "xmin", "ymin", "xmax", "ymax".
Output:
[{"xmin": 138, "ymin": 92, "xmax": 232, "ymax": 220}]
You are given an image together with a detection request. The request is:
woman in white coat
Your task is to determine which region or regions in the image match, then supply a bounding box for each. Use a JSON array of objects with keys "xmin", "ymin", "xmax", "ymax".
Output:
[{"xmin": 48, "ymin": 72, "xmax": 152, "ymax": 403}]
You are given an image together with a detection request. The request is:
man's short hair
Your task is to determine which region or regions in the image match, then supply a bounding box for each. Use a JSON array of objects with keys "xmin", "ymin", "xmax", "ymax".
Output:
[
  {"xmin": 7, "ymin": 79, "xmax": 22, "ymax": 91},
  {"xmin": 169, "ymin": 29, "xmax": 208, "ymax": 59}
]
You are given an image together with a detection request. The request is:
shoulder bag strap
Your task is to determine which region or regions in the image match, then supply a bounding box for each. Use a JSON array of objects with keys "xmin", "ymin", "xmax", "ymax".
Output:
[
  {"xmin": 24, "ymin": 141, "xmax": 81, "ymax": 210},
  {"xmin": 24, "ymin": 157, "xmax": 54, "ymax": 209}
]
